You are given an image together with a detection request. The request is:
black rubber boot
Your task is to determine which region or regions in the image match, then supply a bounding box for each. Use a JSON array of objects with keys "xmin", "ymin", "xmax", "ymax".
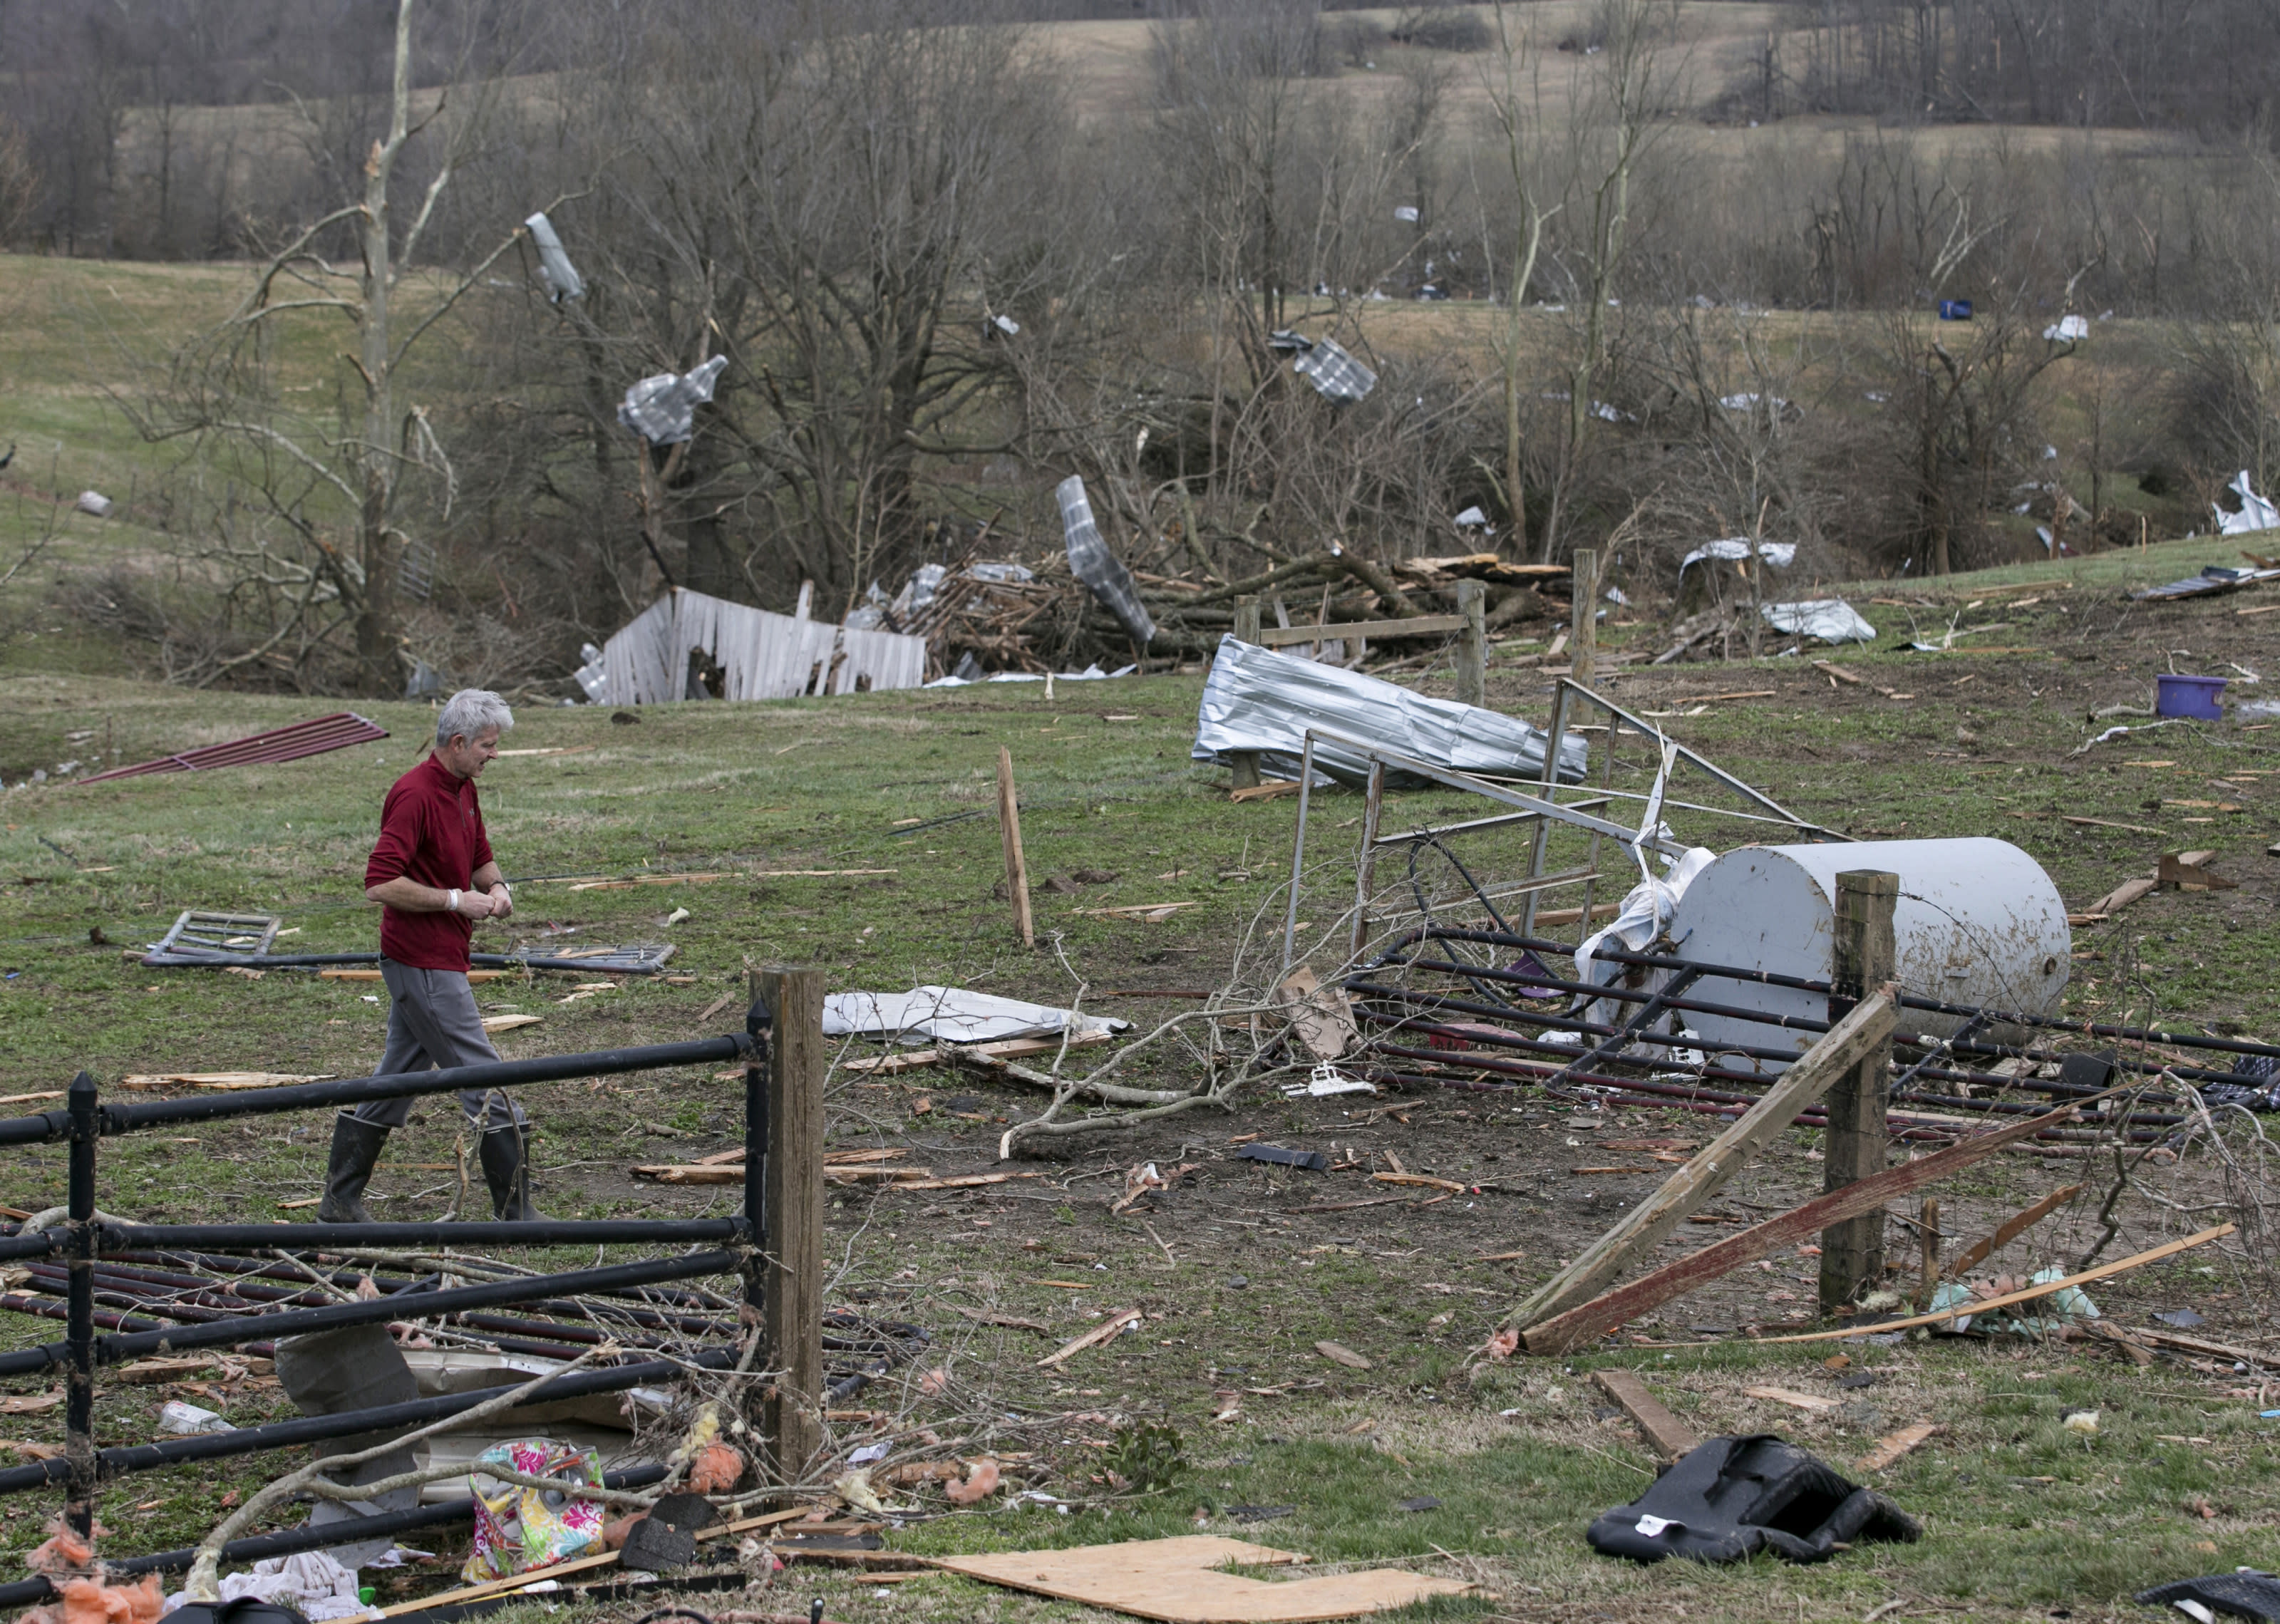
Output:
[
  {"xmin": 317, "ymin": 1114, "xmax": 390, "ymax": 1224},
  {"xmin": 478, "ymin": 1125, "xmax": 543, "ymax": 1221}
]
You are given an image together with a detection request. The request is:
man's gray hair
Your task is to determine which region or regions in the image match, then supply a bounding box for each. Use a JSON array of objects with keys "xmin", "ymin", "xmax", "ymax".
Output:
[{"xmin": 435, "ymin": 689, "xmax": 515, "ymax": 748}]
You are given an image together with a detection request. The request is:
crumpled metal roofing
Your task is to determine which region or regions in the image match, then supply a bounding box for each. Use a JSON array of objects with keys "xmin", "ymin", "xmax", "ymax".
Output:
[{"xmin": 1192, "ymin": 634, "xmax": 1587, "ymax": 787}]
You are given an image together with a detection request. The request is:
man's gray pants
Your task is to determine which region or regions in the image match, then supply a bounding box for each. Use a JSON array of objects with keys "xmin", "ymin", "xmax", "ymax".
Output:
[{"xmin": 352, "ymin": 960, "xmax": 528, "ymax": 1132}]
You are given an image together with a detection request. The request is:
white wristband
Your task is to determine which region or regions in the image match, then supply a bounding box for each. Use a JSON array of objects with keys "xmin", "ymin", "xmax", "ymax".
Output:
[{"xmin": 448, "ymin": 889, "xmax": 460, "ymax": 914}]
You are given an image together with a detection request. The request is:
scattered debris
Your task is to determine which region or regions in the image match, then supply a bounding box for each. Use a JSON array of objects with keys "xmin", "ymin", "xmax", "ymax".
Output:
[
  {"xmin": 1284, "ymin": 1062, "xmax": 1375, "ymax": 1099},
  {"xmin": 1058, "ymin": 477, "xmax": 1155, "ymax": 648},
  {"xmin": 1237, "ymin": 1145, "xmax": 1329, "ymax": 1172},
  {"xmin": 1195, "ymin": 636, "xmax": 1587, "ymax": 788},
  {"xmin": 81, "ymin": 713, "xmax": 388, "ymax": 785},
  {"xmin": 1037, "ymin": 1308, "xmax": 1142, "ymax": 1369},
  {"xmin": 2160, "ymin": 852, "xmax": 2237, "ymax": 892},
  {"xmin": 594, "ymin": 586, "xmax": 924, "ymax": 705},
  {"xmin": 2136, "ymin": 1571, "xmax": 2280, "ymax": 1622},
  {"xmin": 1856, "ymin": 1423, "xmax": 1941, "ymax": 1474},
  {"xmin": 1761, "ymin": 599, "xmax": 1877, "ymax": 644},
  {"xmin": 522, "ymin": 211, "xmax": 584, "ymax": 303},
  {"xmin": 1592, "ymin": 1370, "xmax": 1699, "ymax": 1464},
  {"xmin": 2215, "ymin": 470, "xmax": 2280, "ymax": 536},
  {"xmin": 825, "ymin": 987, "xmax": 1126, "ymax": 1045},
  {"xmin": 1314, "ymin": 1340, "xmax": 1371, "ymax": 1370},
  {"xmin": 929, "ymin": 1535, "xmax": 1471, "ymax": 1623},
  {"xmin": 1587, "ymin": 1434, "xmax": 1921, "ymax": 1565},
  {"xmin": 618, "ymin": 355, "xmax": 728, "ymax": 446},
  {"xmin": 2129, "ymin": 563, "xmax": 2280, "ymax": 603},
  {"xmin": 1276, "ymin": 968, "xmax": 1358, "ymax": 1060}
]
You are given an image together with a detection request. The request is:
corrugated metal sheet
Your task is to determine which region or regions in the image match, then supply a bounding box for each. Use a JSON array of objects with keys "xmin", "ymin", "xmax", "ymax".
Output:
[
  {"xmin": 599, "ymin": 587, "xmax": 926, "ymax": 705},
  {"xmin": 1193, "ymin": 634, "xmax": 1587, "ymax": 786},
  {"xmin": 80, "ymin": 713, "xmax": 389, "ymax": 784}
]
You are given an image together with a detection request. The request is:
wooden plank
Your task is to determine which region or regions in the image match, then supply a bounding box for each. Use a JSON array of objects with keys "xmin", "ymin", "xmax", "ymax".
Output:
[
  {"xmin": 1522, "ymin": 1095, "xmax": 2085, "ymax": 1354},
  {"xmin": 1821, "ymin": 871, "xmax": 1897, "ymax": 1313},
  {"xmin": 1812, "ymin": 659, "xmax": 1865, "ymax": 686},
  {"xmin": 997, "ymin": 747, "xmax": 1034, "ymax": 949},
  {"xmin": 1254, "ymin": 614, "xmax": 1465, "ymax": 646},
  {"xmin": 1229, "ymin": 780, "xmax": 1304, "ymax": 804},
  {"xmin": 1592, "ymin": 1370, "xmax": 1698, "ymax": 1462},
  {"xmin": 760, "ymin": 966, "xmax": 827, "ymax": 1486},
  {"xmin": 928, "ymin": 1535, "xmax": 1472, "ymax": 1624},
  {"xmin": 1510, "ymin": 988, "xmax": 1897, "ymax": 1331},
  {"xmin": 1857, "ymin": 1422, "xmax": 1941, "ymax": 1473},
  {"xmin": 1728, "ymin": 1222, "xmax": 2234, "ymax": 1347},
  {"xmin": 1942, "ymin": 1184, "xmax": 2085, "ymax": 1280},
  {"xmin": 2087, "ymin": 875, "xmax": 2157, "ymax": 916}
]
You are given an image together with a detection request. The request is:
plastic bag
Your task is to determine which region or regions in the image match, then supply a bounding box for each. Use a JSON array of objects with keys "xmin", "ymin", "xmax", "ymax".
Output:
[{"xmin": 461, "ymin": 1440, "xmax": 606, "ymax": 1583}]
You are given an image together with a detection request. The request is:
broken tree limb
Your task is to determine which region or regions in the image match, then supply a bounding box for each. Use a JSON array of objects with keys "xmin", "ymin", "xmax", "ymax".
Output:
[
  {"xmin": 1942, "ymin": 1183, "xmax": 2086, "ymax": 1281},
  {"xmin": 1508, "ymin": 988, "xmax": 1898, "ymax": 1332},
  {"xmin": 1521, "ymin": 1090, "xmax": 2083, "ymax": 1354},
  {"xmin": 842, "ymin": 1030, "xmax": 1113, "ymax": 1076},
  {"xmin": 997, "ymin": 746, "xmax": 1033, "ymax": 950},
  {"xmin": 1592, "ymin": 1370, "xmax": 1698, "ymax": 1463},
  {"xmin": 944, "ymin": 1048, "xmax": 1188, "ymax": 1107},
  {"xmin": 1037, "ymin": 1307, "xmax": 1142, "ymax": 1367},
  {"xmin": 1727, "ymin": 1222, "xmax": 2235, "ymax": 1347},
  {"xmin": 1329, "ymin": 549, "xmax": 1425, "ymax": 618}
]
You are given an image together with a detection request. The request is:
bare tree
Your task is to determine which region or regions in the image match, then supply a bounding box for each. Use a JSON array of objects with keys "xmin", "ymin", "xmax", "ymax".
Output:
[
  {"xmin": 125, "ymin": 0, "xmax": 540, "ymax": 692},
  {"xmin": 1480, "ymin": 1, "xmax": 1554, "ymax": 548}
]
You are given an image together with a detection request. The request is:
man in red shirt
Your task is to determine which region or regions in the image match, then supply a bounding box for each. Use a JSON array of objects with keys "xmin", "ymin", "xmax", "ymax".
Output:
[{"xmin": 321, "ymin": 689, "xmax": 543, "ymax": 1224}]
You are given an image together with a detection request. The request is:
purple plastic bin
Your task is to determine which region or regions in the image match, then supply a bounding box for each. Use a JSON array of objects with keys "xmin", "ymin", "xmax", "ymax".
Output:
[{"xmin": 2156, "ymin": 673, "xmax": 2227, "ymax": 720}]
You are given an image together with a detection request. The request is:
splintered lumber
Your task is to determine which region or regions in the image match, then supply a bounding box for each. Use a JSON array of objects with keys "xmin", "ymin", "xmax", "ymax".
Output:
[
  {"xmin": 118, "ymin": 1072, "xmax": 325, "ymax": 1092},
  {"xmin": 1857, "ymin": 1423, "xmax": 1941, "ymax": 1473},
  {"xmin": 1942, "ymin": 1184, "xmax": 2086, "ymax": 1281},
  {"xmin": 1592, "ymin": 1370, "xmax": 1698, "ymax": 1462},
  {"xmin": 2087, "ymin": 876, "xmax": 2157, "ymax": 916},
  {"xmin": 1522, "ymin": 1091, "xmax": 2080, "ymax": 1353},
  {"xmin": 1730, "ymin": 1222, "xmax": 2234, "ymax": 1347},
  {"xmin": 1812, "ymin": 660, "xmax": 1865, "ymax": 686},
  {"xmin": 1509, "ymin": 989, "xmax": 1896, "ymax": 1332},
  {"xmin": 1037, "ymin": 1307, "xmax": 1142, "ymax": 1367},
  {"xmin": 1229, "ymin": 780, "xmax": 1305, "ymax": 804},
  {"xmin": 1745, "ymin": 1386, "xmax": 1840, "ymax": 1412},
  {"xmin": 842, "ymin": 1030, "xmax": 1113, "ymax": 1076}
]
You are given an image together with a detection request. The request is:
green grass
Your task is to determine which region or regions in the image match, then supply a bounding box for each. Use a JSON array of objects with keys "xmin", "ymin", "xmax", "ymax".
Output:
[{"xmin": 0, "ymin": 596, "xmax": 2273, "ymax": 1618}]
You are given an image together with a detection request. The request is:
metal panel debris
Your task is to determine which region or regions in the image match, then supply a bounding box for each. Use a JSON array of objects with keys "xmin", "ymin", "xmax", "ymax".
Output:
[
  {"xmin": 1057, "ymin": 477, "xmax": 1155, "ymax": 647},
  {"xmin": 1761, "ymin": 599, "xmax": 1876, "ymax": 643},
  {"xmin": 522, "ymin": 211, "xmax": 584, "ymax": 303},
  {"xmin": 1293, "ymin": 336, "xmax": 1377, "ymax": 404},
  {"xmin": 597, "ymin": 587, "xmax": 924, "ymax": 705},
  {"xmin": 79, "ymin": 713, "xmax": 388, "ymax": 785},
  {"xmin": 1193, "ymin": 636, "xmax": 1587, "ymax": 787},
  {"xmin": 617, "ymin": 356, "xmax": 728, "ymax": 446}
]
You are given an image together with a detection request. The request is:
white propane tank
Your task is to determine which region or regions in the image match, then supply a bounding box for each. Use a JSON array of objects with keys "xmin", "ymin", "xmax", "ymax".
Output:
[{"xmin": 1665, "ymin": 837, "xmax": 2070, "ymax": 1073}]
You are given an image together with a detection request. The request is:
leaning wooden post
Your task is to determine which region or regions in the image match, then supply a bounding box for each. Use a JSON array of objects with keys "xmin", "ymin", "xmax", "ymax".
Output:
[
  {"xmin": 1569, "ymin": 547, "xmax": 1599, "ymax": 690},
  {"xmin": 996, "ymin": 745, "xmax": 1034, "ymax": 949},
  {"xmin": 757, "ymin": 966, "xmax": 825, "ymax": 1490},
  {"xmin": 1454, "ymin": 578, "xmax": 1486, "ymax": 707},
  {"xmin": 1820, "ymin": 869, "xmax": 1898, "ymax": 1315},
  {"xmin": 1229, "ymin": 596, "xmax": 1262, "ymax": 790}
]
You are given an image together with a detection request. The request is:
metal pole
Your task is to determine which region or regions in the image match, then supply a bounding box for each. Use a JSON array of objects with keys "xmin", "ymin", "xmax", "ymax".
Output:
[
  {"xmin": 1351, "ymin": 757, "xmax": 1385, "ymax": 963},
  {"xmin": 63, "ymin": 1072, "xmax": 95, "ymax": 1539},
  {"xmin": 1278, "ymin": 733, "xmax": 1317, "ymax": 985}
]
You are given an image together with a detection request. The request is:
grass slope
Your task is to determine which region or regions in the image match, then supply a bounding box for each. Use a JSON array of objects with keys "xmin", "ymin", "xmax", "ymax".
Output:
[{"xmin": 0, "ymin": 554, "xmax": 2274, "ymax": 1620}]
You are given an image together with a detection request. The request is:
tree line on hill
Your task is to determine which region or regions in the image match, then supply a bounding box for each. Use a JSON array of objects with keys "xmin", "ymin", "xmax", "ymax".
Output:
[{"xmin": 18, "ymin": 0, "xmax": 2280, "ymax": 696}]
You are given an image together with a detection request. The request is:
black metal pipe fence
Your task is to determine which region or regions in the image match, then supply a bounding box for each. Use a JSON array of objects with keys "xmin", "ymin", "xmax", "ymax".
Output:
[{"xmin": 0, "ymin": 1030, "xmax": 784, "ymax": 1600}]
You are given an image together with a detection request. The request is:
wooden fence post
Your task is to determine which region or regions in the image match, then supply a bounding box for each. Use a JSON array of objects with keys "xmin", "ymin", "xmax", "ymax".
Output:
[
  {"xmin": 996, "ymin": 746, "xmax": 1034, "ymax": 948},
  {"xmin": 1229, "ymin": 596, "xmax": 1262, "ymax": 790},
  {"xmin": 1820, "ymin": 870, "xmax": 1898, "ymax": 1315},
  {"xmin": 1455, "ymin": 578, "xmax": 1486, "ymax": 707},
  {"xmin": 1569, "ymin": 547, "xmax": 1599, "ymax": 689},
  {"xmin": 756, "ymin": 966, "xmax": 825, "ymax": 1490}
]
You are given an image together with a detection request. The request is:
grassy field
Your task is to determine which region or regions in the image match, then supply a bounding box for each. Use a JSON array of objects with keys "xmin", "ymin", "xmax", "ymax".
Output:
[{"xmin": 0, "ymin": 524, "xmax": 2275, "ymax": 1620}]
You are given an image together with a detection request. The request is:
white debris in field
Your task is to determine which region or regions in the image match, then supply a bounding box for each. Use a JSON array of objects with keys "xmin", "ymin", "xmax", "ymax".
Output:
[
  {"xmin": 76, "ymin": 490, "xmax": 112, "ymax": 517},
  {"xmin": 2217, "ymin": 469, "xmax": 2280, "ymax": 535},
  {"xmin": 1760, "ymin": 599, "xmax": 1875, "ymax": 644}
]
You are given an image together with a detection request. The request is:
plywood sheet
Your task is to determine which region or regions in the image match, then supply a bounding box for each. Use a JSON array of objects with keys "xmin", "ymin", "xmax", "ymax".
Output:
[{"xmin": 930, "ymin": 1536, "xmax": 1472, "ymax": 1623}]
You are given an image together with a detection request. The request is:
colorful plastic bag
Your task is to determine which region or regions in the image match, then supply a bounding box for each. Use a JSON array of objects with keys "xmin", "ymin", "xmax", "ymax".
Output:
[{"xmin": 461, "ymin": 1439, "xmax": 606, "ymax": 1583}]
